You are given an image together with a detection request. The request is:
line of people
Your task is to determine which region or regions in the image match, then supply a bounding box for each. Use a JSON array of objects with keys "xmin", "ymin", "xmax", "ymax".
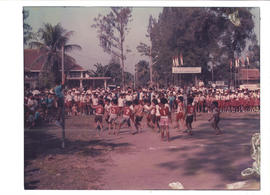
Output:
[{"xmin": 24, "ymin": 85, "xmax": 259, "ymax": 135}]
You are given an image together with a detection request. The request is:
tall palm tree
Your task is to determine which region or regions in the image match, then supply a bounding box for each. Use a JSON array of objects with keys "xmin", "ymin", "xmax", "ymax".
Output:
[{"xmin": 30, "ymin": 23, "xmax": 82, "ymax": 85}]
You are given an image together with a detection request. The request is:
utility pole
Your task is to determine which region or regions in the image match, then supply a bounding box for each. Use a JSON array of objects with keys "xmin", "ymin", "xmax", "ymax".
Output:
[
  {"xmin": 61, "ymin": 45, "xmax": 65, "ymax": 149},
  {"xmin": 211, "ymin": 64, "xmax": 214, "ymax": 82},
  {"xmin": 134, "ymin": 64, "xmax": 137, "ymax": 89},
  {"xmin": 149, "ymin": 46, "xmax": 153, "ymax": 87}
]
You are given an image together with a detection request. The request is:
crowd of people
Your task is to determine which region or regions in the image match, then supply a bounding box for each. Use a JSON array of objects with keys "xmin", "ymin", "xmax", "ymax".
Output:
[{"xmin": 24, "ymin": 84, "xmax": 260, "ymax": 140}]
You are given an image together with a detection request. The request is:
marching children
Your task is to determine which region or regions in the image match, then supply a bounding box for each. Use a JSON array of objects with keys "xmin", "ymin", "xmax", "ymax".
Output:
[
  {"xmin": 175, "ymin": 96, "xmax": 186, "ymax": 131},
  {"xmin": 185, "ymin": 96, "xmax": 196, "ymax": 135},
  {"xmin": 208, "ymin": 101, "xmax": 221, "ymax": 135},
  {"xmin": 159, "ymin": 98, "xmax": 170, "ymax": 141},
  {"xmin": 153, "ymin": 99, "xmax": 161, "ymax": 133},
  {"xmin": 133, "ymin": 99, "xmax": 144, "ymax": 134},
  {"xmin": 94, "ymin": 100, "xmax": 105, "ymax": 136},
  {"xmin": 118, "ymin": 101, "xmax": 133, "ymax": 135},
  {"xmin": 104, "ymin": 99, "xmax": 111, "ymax": 126},
  {"xmin": 143, "ymin": 100, "xmax": 153, "ymax": 128},
  {"xmin": 108, "ymin": 99, "xmax": 119, "ymax": 135}
]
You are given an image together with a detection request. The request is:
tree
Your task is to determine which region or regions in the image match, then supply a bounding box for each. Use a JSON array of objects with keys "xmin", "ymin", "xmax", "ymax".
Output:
[
  {"xmin": 136, "ymin": 15, "xmax": 158, "ymax": 87},
  {"xmin": 135, "ymin": 60, "xmax": 150, "ymax": 87},
  {"xmin": 89, "ymin": 63, "xmax": 109, "ymax": 77},
  {"xmin": 89, "ymin": 60, "xmax": 134, "ymax": 87},
  {"xmin": 92, "ymin": 7, "xmax": 132, "ymax": 88},
  {"xmin": 149, "ymin": 8, "xmax": 257, "ymax": 86},
  {"xmin": 30, "ymin": 23, "xmax": 82, "ymax": 87},
  {"xmin": 23, "ymin": 9, "xmax": 33, "ymax": 46}
]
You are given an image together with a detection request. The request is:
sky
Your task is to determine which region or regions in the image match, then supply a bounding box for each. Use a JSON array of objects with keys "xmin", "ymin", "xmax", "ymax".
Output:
[
  {"xmin": 24, "ymin": 7, "xmax": 259, "ymax": 74},
  {"xmin": 24, "ymin": 7, "xmax": 162, "ymax": 73}
]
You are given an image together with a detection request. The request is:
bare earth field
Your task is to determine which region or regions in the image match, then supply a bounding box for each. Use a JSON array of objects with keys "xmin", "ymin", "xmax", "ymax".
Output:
[{"xmin": 24, "ymin": 112, "xmax": 260, "ymax": 190}]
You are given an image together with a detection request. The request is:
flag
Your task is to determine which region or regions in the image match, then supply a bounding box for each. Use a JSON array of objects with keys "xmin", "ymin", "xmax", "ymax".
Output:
[
  {"xmin": 246, "ymin": 56, "xmax": 250, "ymax": 65},
  {"xmin": 172, "ymin": 57, "xmax": 175, "ymax": 67},
  {"xmin": 175, "ymin": 56, "xmax": 179, "ymax": 66},
  {"xmin": 180, "ymin": 53, "xmax": 183, "ymax": 66},
  {"xmin": 235, "ymin": 58, "xmax": 239, "ymax": 68},
  {"xmin": 241, "ymin": 57, "xmax": 245, "ymax": 67}
]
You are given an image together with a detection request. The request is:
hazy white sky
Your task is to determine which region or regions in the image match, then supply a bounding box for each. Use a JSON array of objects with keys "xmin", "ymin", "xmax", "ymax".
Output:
[
  {"xmin": 25, "ymin": 7, "xmax": 162, "ymax": 73},
  {"xmin": 24, "ymin": 7, "xmax": 259, "ymax": 73}
]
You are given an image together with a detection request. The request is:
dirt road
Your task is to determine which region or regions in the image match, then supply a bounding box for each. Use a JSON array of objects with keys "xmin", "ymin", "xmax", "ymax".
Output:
[{"xmin": 24, "ymin": 112, "xmax": 260, "ymax": 190}]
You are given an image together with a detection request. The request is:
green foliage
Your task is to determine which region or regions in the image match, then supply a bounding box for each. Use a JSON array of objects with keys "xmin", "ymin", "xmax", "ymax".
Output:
[
  {"xmin": 136, "ymin": 60, "xmax": 150, "ymax": 87},
  {"xmin": 30, "ymin": 23, "xmax": 81, "ymax": 85},
  {"xmin": 150, "ymin": 8, "xmax": 257, "ymax": 86},
  {"xmin": 39, "ymin": 71, "xmax": 55, "ymax": 89},
  {"xmin": 23, "ymin": 9, "xmax": 33, "ymax": 46},
  {"xmin": 92, "ymin": 7, "xmax": 132, "ymax": 87},
  {"xmin": 89, "ymin": 61, "xmax": 134, "ymax": 87}
]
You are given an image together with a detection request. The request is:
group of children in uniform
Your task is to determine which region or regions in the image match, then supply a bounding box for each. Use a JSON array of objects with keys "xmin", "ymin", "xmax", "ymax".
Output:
[
  {"xmin": 91, "ymin": 92, "xmax": 222, "ymax": 141},
  {"xmin": 25, "ymin": 85, "xmax": 257, "ymax": 138}
]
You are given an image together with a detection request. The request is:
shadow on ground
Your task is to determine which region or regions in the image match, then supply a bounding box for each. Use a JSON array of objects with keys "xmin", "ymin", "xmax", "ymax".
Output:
[
  {"xmin": 24, "ymin": 126, "xmax": 132, "ymax": 189},
  {"xmin": 157, "ymin": 116, "xmax": 260, "ymax": 187}
]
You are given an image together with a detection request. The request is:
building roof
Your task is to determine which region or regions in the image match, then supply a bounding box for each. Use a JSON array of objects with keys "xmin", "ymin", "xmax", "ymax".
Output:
[
  {"xmin": 24, "ymin": 49, "xmax": 85, "ymax": 72},
  {"xmin": 239, "ymin": 69, "xmax": 260, "ymax": 81},
  {"xmin": 24, "ymin": 49, "xmax": 45, "ymax": 71}
]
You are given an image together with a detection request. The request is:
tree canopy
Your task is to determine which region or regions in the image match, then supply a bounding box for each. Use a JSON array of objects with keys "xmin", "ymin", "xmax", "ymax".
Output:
[
  {"xmin": 149, "ymin": 7, "xmax": 258, "ymax": 86},
  {"xmin": 89, "ymin": 60, "xmax": 134, "ymax": 87},
  {"xmin": 30, "ymin": 23, "xmax": 82, "ymax": 87},
  {"xmin": 92, "ymin": 7, "xmax": 133, "ymax": 87},
  {"xmin": 23, "ymin": 10, "xmax": 34, "ymax": 46}
]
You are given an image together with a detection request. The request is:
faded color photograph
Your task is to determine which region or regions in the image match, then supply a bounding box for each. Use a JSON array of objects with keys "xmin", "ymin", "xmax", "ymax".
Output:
[{"xmin": 24, "ymin": 7, "xmax": 260, "ymax": 190}]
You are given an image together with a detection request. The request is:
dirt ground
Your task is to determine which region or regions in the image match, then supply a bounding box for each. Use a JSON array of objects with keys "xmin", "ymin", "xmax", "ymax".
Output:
[{"xmin": 24, "ymin": 112, "xmax": 260, "ymax": 190}]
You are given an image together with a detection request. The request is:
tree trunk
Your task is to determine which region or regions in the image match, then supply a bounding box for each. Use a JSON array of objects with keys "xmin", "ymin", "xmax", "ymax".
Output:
[
  {"xmin": 149, "ymin": 46, "xmax": 153, "ymax": 87},
  {"xmin": 120, "ymin": 19, "xmax": 125, "ymax": 88}
]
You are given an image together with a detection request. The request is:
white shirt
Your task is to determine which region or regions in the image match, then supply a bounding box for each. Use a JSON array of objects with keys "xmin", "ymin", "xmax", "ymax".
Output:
[
  {"xmin": 126, "ymin": 94, "xmax": 133, "ymax": 101},
  {"xmin": 27, "ymin": 98, "xmax": 34, "ymax": 107},
  {"xmin": 92, "ymin": 98, "xmax": 98, "ymax": 106},
  {"xmin": 66, "ymin": 94, "xmax": 72, "ymax": 102},
  {"xmin": 105, "ymin": 104, "xmax": 111, "ymax": 113},
  {"xmin": 118, "ymin": 97, "xmax": 125, "ymax": 107}
]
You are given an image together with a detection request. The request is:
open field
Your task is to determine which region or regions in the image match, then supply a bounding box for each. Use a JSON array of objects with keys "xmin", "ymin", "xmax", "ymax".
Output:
[{"xmin": 24, "ymin": 112, "xmax": 260, "ymax": 190}]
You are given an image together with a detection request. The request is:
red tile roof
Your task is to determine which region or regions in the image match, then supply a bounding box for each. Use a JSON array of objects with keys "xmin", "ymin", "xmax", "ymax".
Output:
[
  {"xmin": 24, "ymin": 49, "xmax": 45, "ymax": 71},
  {"xmin": 24, "ymin": 49, "xmax": 85, "ymax": 72},
  {"xmin": 239, "ymin": 69, "xmax": 260, "ymax": 81}
]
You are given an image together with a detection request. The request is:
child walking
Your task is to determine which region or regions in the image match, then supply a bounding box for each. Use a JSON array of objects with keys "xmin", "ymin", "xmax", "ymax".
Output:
[
  {"xmin": 208, "ymin": 101, "xmax": 221, "ymax": 135},
  {"xmin": 133, "ymin": 99, "xmax": 144, "ymax": 134},
  {"xmin": 185, "ymin": 96, "xmax": 196, "ymax": 135},
  {"xmin": 159, "ymin": 98, "xmax": 170, "ymax": 141},
  {"xmin": 175, "ymin": 96, "xmax": 186, "ymax": 131},
  {"xmin": 108, "ymin": 99, "xmax": 119, "ymax": 135},
  {"xmin": 118, "ymin": 101, "xmax": 133, "ymax": 135},
  {"xmin": 94, "ymin": 100, "xmax": 105, "ymax": 136}
]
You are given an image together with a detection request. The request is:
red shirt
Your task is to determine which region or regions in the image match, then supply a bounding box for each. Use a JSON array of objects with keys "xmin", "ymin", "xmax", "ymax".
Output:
[
  {"xmin": 123, "ymin": 106, "xmax": 132, "ymax": 117},
  {"xmin": 110, "ymin": 105, "xmax": 119, "ymax": 115},
  {"xmin": 177, "ymin": 102, "xmax": 184, "ymax": 113},
  {"xmin": 95, "ymin": 105, "xmax": 104, "ymax": 115},
  {"xmin": 187, "ymin": 105, "xmax": 195, "ymax": 115},
  {"xmin": 159, "ymin": 106, "xmax": 169, "ymax": 117}
]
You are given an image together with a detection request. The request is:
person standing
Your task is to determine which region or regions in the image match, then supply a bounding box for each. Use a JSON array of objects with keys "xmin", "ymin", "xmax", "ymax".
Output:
[
  {"xmin": 54, "ymin": 76, "xmax": 65, "ymax": 127},
  {"xmin": 185, "ymin": 96, "xmax": 196, "ymax": 135},
  {"xmin": 208, "ymin": 101, "xmax": 221, "ymax": 135}
]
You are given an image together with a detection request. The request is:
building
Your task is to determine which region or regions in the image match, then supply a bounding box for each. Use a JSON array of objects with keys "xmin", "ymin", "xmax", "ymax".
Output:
[{"xmin": 24, "ymin": 49, "xmax": 110, "ymax": 89}]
